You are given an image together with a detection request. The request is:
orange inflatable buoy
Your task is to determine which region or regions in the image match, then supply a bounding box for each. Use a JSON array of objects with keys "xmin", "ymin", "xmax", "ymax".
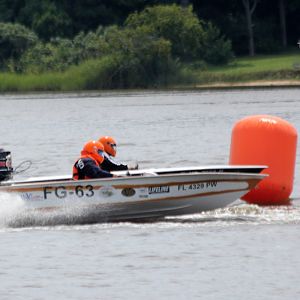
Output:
[{"xmin": 229, "ymin": 115, "xmax": 297, "ymax": 205}]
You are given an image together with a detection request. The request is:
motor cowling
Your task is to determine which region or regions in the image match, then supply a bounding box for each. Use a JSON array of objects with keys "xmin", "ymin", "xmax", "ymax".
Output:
[{"xmin": 0, "ymin": 149, "xmax": 13, "ymax": 182}]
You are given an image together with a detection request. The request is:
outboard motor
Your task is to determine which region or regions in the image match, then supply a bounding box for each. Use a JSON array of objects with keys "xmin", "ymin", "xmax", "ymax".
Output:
[{"xmin": 0, "ymin": 149, "xmax": 13, "ymax": 182}]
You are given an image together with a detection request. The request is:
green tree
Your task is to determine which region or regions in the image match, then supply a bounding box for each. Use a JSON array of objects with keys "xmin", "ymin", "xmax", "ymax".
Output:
[
  {"xmin": 126, "ymin": 4, "xmax": 205, "ymax": 61},
  {"xmin": 0, "ymin": 22, "xmax": 38, "ymax": 69},
  {"xmin": 60, "ymin": 0, "xmax": 147, "ymax": 35},
  {"xmin": 201, "ymin": 23, "xmax": 234, "ymax": 64},
  {"xmin": 32, "ymin": 2, "xmax": 72, "ymax": 39},
  {"xmin": 0, "ymin": 0, "xmax": 24, "ymax": 22},
  {"xmin": 17, "ymin": 1, "xmax": 72, "ymax": 40},
  {"xmin": 126, "ymin": 4, "xmax": 233, "ymax": 64},
  {"xmin": 99, "ymin": 25, "xmax": 175, "ymax": 87}
]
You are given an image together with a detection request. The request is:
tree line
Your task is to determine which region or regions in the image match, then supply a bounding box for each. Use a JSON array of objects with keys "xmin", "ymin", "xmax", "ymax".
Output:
[
  {"xmin": 0, "ymin": 5, "xmax": 235, "ymax": 89},
  {"xmin": 0, "ymin": 4, "xmax": 232, "ymax": 74},
  {"xmin": 0, "ymin": 0, "xmax": 299, "ymax": 57}
]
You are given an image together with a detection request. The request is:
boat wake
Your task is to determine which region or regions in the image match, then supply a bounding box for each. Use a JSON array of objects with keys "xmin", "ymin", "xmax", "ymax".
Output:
[
  {"xmin": 164, "ymin": 202, "xmax": 300, "ymax": 225},
  {"xmin": 0, "ymin": 192, "xmax": 115, "ymax": 228},
  {"xmin": 1, "ymin": 192, "xmax": 300, "ymax": 228},
  {"xmin": 0, "ymin": 192, "xmax": 26, "ymax": 227}
]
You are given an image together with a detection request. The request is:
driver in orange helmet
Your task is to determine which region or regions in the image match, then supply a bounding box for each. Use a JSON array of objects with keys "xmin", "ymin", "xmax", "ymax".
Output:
[
  {"xmin": 99, "ymin": 136, "xmax": 137, "ymax": 172},
  {"xmin": 73, "ymin": 140, "xmax": 114, "ymax": 180}
]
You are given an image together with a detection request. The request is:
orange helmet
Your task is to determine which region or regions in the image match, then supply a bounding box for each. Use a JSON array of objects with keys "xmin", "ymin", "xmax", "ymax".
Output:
[
  {"xmin": 81, "ymin": 140, "xmax": 105, "ymax": 164},
  {"xmin": 99, "ymin": 136, "xmax": 117, "ymax": 157}
]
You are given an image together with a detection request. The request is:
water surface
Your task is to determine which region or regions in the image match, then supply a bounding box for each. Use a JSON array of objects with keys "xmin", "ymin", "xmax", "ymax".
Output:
[{"xmin": 0, "ymin": 88, "xmax": 299, "ymax": 299}]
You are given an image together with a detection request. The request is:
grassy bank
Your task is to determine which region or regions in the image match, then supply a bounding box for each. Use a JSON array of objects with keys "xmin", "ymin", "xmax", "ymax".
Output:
[
  {"xmin": 0, "ymin": 56, "xmax": 121, "ymax": 92},
  {"xmin": 191, "ymin": 52, "xmax": 300, "ymax": 86},
  {"xmin": 0, "ymin": 52, "xmax": 300, "ymax": 92}
]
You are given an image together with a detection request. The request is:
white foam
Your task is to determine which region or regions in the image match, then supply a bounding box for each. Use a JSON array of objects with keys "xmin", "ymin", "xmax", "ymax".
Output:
[
  {"xmin": 0, "ymin": 192, "xmax": 26, "ymax": 227},
  {"xmin": 0, "ymin": 192, "xmax": 115, "ymax": 228}
]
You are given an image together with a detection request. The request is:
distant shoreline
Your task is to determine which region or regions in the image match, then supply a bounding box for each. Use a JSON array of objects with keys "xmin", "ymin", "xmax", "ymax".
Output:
[
  {"xmin": 193, "ymin": 80, "xmax": 300, "ymax": 89},
  {"xmin": 0, "ymin": 80, "xmax": 300, "ymax": 95},
  {"xmin": 1, "ymin": 52, "xmax": 300, "ymax": 93}
]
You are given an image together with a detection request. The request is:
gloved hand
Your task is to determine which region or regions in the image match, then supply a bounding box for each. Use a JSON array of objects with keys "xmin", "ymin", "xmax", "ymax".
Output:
[{"xmin": 128, "ymin": 162, "xmax": 139, "ymax": 170}]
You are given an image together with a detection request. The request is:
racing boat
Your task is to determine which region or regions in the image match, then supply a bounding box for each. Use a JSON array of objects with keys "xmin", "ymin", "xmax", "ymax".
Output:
[{"xmin": 0, "ymin": 161, "xmax": 267, "ymax": 223}]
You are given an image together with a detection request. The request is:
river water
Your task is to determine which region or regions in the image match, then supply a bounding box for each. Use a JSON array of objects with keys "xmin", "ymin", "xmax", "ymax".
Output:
[{"xmin": 0, "ymin": 88, "xmax": 299, "ymax": 299}]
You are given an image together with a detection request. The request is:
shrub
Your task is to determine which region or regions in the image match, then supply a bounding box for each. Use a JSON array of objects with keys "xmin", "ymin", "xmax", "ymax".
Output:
[
  {"xmin": 19, "ymin": 39, "xmax": 75, "ymax": 73},
  {"xmin": 19, "ymin": 27, "xmax": 110, "ymax": 73},
  {"xmin": 72, "ymin": 28, "xmax": 110, "ymax": 62}
]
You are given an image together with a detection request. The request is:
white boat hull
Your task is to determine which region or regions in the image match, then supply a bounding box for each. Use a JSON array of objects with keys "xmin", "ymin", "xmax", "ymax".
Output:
[{"xmin": 0, "ymin": 165, "xmax": 267, "ymax": 223}]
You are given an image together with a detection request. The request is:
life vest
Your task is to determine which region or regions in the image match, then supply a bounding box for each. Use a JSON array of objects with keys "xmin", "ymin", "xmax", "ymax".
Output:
[{"xmin": 73, "ymin": 154, "xmax": 99, "ymax": 180}]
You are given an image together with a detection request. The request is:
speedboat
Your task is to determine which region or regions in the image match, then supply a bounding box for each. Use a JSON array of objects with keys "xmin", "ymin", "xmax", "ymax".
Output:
[{"xmin": 0, "ymin": 164, "xmax": 267, "ymax": 222}]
